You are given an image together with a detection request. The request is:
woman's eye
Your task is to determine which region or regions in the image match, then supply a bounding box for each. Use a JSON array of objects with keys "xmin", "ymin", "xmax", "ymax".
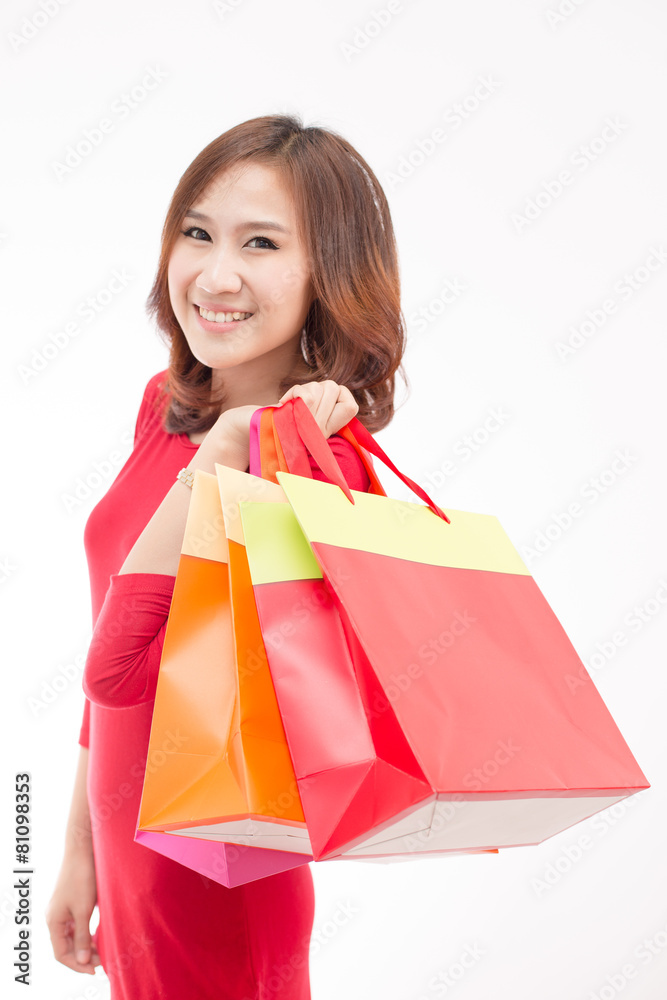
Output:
[
  {"xmin": 246, "ymin": 236, "xmax": 279, "ymax": 250},
  {"xmin": 181, "ymin": 226, "xmax": 211, "ymax": 241}
]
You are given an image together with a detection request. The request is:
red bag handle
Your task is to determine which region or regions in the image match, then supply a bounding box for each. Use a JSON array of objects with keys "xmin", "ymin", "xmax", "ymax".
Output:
[
  {"xmin": 269, "ymin": 403, "xmax": 313, "ymax": 479},
  {"xmin": 285, "ymin": 397, "xmax": 451, "ymax": 524},
  {"xmin": 343, "ymin": 414, "xmax": 450, "ymax": 522},
  {"xmin": 272, "ymin": 402, "xmax": 355, "ymax": 503}
]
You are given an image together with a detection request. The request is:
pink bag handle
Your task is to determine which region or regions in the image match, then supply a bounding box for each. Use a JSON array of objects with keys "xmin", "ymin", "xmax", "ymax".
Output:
[
  {"xmin": 283, "ymin": 397, "xmax": 450, "ymax": 524},
  {"xmin": 248, "ymin": 407, "xmax": 265, "ymax": 478}
]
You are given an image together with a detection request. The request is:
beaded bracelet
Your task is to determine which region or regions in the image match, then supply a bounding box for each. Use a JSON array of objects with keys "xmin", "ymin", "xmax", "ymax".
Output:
[{"xmin": 176, "ymin": 467, "xmax": 194, "ymax": 489}]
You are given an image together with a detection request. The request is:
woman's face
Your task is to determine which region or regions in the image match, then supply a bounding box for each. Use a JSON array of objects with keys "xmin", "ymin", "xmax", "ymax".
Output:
[{"xmin": 167, "ymin": 161, "xmax": 314, "ymax": 392}]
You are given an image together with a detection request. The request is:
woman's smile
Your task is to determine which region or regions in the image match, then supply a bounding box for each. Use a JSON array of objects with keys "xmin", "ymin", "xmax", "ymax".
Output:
[{"xmin": 193, "ymin": 302, "xmax": 255, "ymax": 332}]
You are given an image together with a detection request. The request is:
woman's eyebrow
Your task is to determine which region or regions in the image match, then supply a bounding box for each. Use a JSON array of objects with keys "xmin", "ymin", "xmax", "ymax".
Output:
[{"xmin": 183, "ymin": 209, "xmax": 290, "ymax": 234}]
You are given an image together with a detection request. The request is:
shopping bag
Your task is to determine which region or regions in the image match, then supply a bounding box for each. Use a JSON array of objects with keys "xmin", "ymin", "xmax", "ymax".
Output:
[
  {"xmin": 232, "ymin": 403, "xmax": 498, "ymax": 861},
  {"xmin": 250, "ymin": 398, "xmax": 650, "ymax": 856},
  {"xmin": 133, "ymin": 828, "xmax": 305, "ymax": 887},
  {"xmin": 216, "ymin": 460, "xmax": 436, "ymax": 861},
  {"xmin": 135, "ymin": 468, "xmax": 313, "ymax": 885}
]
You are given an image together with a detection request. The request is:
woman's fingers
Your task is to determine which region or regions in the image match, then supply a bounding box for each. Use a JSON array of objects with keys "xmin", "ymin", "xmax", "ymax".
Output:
[
  {"xmin": 278, "ymin": 380, "xmax": 359, "ymax": 437},
  {"xmin": 48, "ymin": 911, "xmax": 98, "ymax": 975}
]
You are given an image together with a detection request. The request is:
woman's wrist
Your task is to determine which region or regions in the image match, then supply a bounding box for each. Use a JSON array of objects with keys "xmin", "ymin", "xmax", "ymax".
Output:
[
  {"xmin": 188, "ymin": 432, "xmax": 248, "ymax": 474},
  {"xmin": 62, "ymin": 835, "xmax": 95, "ymax": 865},
  {"xmin": 188, "ymin": 411, "xmax": 255, "ymax": 474}
]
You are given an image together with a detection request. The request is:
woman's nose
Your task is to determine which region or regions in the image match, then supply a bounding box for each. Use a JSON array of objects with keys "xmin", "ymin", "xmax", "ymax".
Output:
[{"xmin": 195, "ymin": 252, "xmax": 243, "ymax": 295}]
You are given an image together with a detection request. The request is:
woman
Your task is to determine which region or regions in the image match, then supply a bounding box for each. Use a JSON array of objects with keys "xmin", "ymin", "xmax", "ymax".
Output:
[{"xmin": 46, "ymin": 113, "xmax": 407, "ymax": 998}]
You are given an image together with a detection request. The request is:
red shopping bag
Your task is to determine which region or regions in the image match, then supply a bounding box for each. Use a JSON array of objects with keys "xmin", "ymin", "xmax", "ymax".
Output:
[
  {"xmin": 234, "ymin": 404, "xmax": 498, "ymax": 861},
  {"xmin": 217, "ymin": 459, "xmax": 434, "ymax": 861},
  {"xmin": 248, "ymin": 399, "xmax": 650, "ymax": 857}
]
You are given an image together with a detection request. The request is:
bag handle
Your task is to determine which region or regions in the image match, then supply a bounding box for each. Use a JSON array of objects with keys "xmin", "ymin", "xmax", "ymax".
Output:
[
  {"xmin": 273, "ymin": 401, "xmax": 355, "ymax": 503},
  {"xmin": 287, "ymin": 397, "xmax": 450, "ymax": 524},
  {"xmin": 252, "ymin": 403, "xmax": 387, "ymax": 496}
]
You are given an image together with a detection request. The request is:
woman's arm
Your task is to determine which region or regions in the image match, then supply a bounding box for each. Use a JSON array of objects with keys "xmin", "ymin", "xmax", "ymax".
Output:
[
  {"xmin": 118, "ymin": 380, "xmax": 361, "ymax": 578},
  {"xmin": 83, "ymin": 386, "xmax": 363, "ymax": 708},
  {"xmin": 81, "ymin": 417, "xmax": 252, "ymax": 708},
  {"xmin": 46, "ymin": 748, "xmax": 100, "ymax": 976},
  {"xmin": 117, "ymin": 412, "xmax": 252, "ymax": 578}
]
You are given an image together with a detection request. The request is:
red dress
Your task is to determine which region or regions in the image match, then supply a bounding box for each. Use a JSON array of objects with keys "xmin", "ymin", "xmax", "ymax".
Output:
[{"xmin": 78, "ymin": 370, "xmax": 371, "ymax": 999}]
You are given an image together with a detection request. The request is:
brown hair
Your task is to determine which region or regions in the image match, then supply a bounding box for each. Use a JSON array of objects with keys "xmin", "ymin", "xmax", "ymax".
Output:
[{"xmin": 146, "ymin": 113, "xmax": 407, "ymax": 434}]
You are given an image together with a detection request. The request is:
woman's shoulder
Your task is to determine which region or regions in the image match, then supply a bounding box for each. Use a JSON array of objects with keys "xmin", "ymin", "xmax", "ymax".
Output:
[
  {"xmin": 133, "ymin": 368, "xmax": 171, "ymax": 443},
  {"xmin": 143, "ymin": 368, "xmax": 170, "ymax": 400}
]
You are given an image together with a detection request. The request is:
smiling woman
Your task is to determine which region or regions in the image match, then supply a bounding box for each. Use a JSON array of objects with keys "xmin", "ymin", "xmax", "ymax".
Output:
[
  {"xmin": 147, "ymin": 114, "xmax": 406, "ymax": 437},
  {"xmin": 166, "ymin": 161, "xmax": 316, "ymax": 402},
  {"xmin": 46, "ymin": 113, "xmax": 407, "ymax": 1000}
]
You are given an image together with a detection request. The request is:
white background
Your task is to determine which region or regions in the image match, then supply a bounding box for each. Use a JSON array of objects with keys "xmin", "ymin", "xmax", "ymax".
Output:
[{"xmin": 2, "ymin": 0, "xmax": 666, "ymax": 998}]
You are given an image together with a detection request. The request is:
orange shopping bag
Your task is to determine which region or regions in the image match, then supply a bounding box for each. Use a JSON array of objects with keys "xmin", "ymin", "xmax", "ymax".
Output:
[{"xmin": 135, "ymin": 468, "xmax": 312, "ymax": 885}]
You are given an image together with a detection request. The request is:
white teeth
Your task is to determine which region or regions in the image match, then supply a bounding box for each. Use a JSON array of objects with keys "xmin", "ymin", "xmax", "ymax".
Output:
[{"xmin": 199, "ymin": 306, "xmax": 252, "ymax": 323}]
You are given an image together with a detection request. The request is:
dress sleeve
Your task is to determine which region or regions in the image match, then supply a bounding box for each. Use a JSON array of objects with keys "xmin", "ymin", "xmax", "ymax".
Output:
[{"xmin": 82, "ymin": 573, "xmax": 176, "ymax": 709}]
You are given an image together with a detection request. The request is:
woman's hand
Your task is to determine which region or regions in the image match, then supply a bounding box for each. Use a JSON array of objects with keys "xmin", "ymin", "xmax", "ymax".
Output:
[
  {"xmin": 46, "ymin": 851, "xmax": 101, "ymax": 976},
  {"xmin": 277, "ymin": 380, "xmax": 359, "ymax": 438},
  {"xmin": 209, "ymin": 380, "xmax": 359, "ymax": 469}
]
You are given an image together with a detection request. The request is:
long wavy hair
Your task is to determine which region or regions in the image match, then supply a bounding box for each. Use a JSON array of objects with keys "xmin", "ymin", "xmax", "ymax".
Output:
[{"xmin": 146, "ymin": 113, "xmax": 407, "ymax": 434}]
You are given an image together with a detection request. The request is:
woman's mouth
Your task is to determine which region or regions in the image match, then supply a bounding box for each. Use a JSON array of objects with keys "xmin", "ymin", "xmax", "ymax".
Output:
[
  {"xmin": 193, "ymin": 303, "xmax": 255, "ymax": 331},
  {"xmin": 197, "ymin": 305, "xmax": 254, "ymax": 323}
]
